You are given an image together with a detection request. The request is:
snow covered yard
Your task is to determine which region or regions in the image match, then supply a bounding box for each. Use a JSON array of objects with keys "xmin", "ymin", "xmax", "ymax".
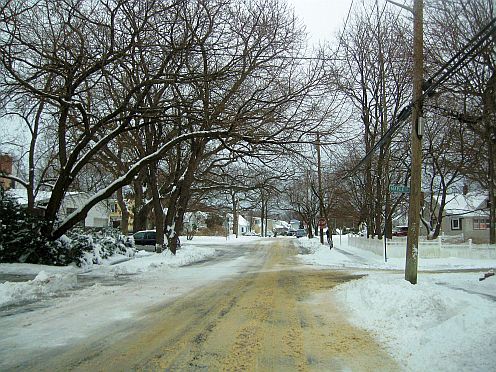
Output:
[
  {"xmin": 297, "ymin": 235, "xmax": 496, "ymax": 371},
  {"xmin": 1, "ymin": 234, "xmax": 495, "ymax": 371},
  {"xmin": 0, "ymin": 236, "xmax": 258, "ymax": 308}
]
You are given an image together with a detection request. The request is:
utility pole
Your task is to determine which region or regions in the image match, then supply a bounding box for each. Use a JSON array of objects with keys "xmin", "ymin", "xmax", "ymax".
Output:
[
  {"xmin": 405, "ymin": 0, "xmax": 424, "ymax": 284},
  {"xmin": 316, "ymin": 132, "xmax": 324, "ymax": 244}
]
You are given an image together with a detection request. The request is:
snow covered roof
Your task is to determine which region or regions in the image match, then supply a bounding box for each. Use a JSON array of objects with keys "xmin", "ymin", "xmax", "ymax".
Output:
[
  {"xmin": 226, "ymin": 213, "xmax": 250, "ymax": 226},
  {"xmin": 274, "ymin": 221, "xmax": 291, "ymax": 229},
  {"xmin": 6, "ymin": 189, "xmax": 108, "ymax": 208},
  {"xmin": 444, "ymin": 192, "xmax": 489, "ymax": 217},
  {"xmin": 6, "ymin": 188, "xmax": 52, "ymax": 205}
]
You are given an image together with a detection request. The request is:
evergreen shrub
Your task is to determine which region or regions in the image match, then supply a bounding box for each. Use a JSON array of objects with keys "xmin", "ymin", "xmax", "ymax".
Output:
[{"xmin": 0, "ymin": 189, "xmax": 135, "ymax": 266}]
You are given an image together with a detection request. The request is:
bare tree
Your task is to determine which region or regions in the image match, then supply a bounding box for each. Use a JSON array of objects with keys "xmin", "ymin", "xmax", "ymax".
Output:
[
  {"xmin": 425, "ymin": 0, "xmax": 495, "ymax": 242},
  {"xmin": 328, "ymin": 2, "xmax": 412, "ymax": 238},
  {"xmin": 420, "ymin": 99, "xmax": 475, "ymax": 239}
]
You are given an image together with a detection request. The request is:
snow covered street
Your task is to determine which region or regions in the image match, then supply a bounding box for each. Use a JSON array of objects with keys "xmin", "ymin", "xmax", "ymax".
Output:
[{"xmin": 1, "ymin": 235, "xmax": 495, "ymax": 371}]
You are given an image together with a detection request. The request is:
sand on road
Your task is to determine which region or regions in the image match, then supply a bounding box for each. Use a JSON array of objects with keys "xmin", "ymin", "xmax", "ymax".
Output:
[{"xmin": 34, "ymin": 239, "xmax": 399, "ymax": 371}]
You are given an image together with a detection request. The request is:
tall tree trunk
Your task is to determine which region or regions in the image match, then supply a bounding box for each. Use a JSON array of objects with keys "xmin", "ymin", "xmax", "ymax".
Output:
[
  {"xmin": 232, "ymin": 194, "xmax": 238, "ymax": 238},
  {"xmin": 489, "ymin": 139, "xmax": 495, "ymax": 244},
  {"xmin": 165, "ymin": 140, "xmax": 204, "ymax": 254},
  {"xmin": 116, "ymin": 188, "xmax": 129, "ymax": 235},
  {"xmin": 149, "ymin": 163, "xmax": 164, "ymax": 252},
  {"xmin": 132, "ymin": 176, "xmax": 149, "ymax": 233},
  {"xmin": 260, "ymin": 196, "xmax": 266, "ymax": 237}
]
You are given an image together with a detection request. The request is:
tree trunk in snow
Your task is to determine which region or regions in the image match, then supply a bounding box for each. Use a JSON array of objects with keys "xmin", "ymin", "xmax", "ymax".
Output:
[{"xmin": 116, "ymin": 188, "xmax": 129, "ymax": 235}]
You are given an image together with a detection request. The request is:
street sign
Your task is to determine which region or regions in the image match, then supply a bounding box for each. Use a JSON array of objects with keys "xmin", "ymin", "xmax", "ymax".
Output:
[{"xmin": 389, "ymin": 184, "xmax": 410, "ymax": 194}]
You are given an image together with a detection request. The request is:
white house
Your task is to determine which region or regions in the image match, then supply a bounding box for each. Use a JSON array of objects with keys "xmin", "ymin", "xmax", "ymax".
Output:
[
  {"xmin": 227, "ymin": 213, "xmax": 250, "ymax": 236},
  {"xmin": 61, "ymin": 192, "xmax": 111, "ymax": 228},
  {"xmin": 273, "ymin": 220, "xmax": 291, "ymax": 235},
  {"xmin": 441, "ymin": 192, "xmax": 490, "ymax": 243},
  {"xmin": 289, "ymin": 219, "xmax": 301, "ymax": 231},
  {"xmin": 7, "ymin": 189, "xmax": 111, "ymax": 228}
]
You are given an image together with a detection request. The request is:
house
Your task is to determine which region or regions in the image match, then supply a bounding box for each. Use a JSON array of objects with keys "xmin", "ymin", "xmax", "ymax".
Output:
[
  {"xmin": 226, "ymin": 213, "xmax": 250, "ymax": 236},
  {"xmin": 7, "ymin": 188, "xmax": 111, "ymax": 229},
  {"xmin": 441, "ymin": 192, "xmax": 490, "ymax": 243},
  {"xmin": 251, "ymin": 216, "xmax": 277, "ymax": 235},
  {"xmin": 273, "ymin": 220, "xmax": 291, "ymax": 235},
  {"xmin": 61, "ymin": 192, "xmax": 111, "ymax": 228},
  {"xmin": 289, "ymin": 219, "xmax": 301, "ymax": 231},
  {"xmin": 0, "ymin": 154, "xmax": 14, "ymax": 190},
  {"xmin": 109, "ymin": 198, "xmax": 135, "ymax": 232}
]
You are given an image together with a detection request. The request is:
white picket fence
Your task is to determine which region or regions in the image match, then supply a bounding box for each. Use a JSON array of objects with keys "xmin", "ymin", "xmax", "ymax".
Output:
[{"xmin": 348, "ymin": 236, "xmax": 496, "ymax": 259}]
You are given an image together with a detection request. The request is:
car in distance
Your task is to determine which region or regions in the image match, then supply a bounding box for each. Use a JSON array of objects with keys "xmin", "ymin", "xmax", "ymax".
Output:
[
  {"xmin": 133, "ymin": 230, "xmax": 157, "ymax": 250},
  {"xmin": 392, "ymin": 226, "xmax": 409, "ymax": 237},
  {"xmin": 243, "ymin": 231, "xmax": 258, "ymax": 236},
  {"xmin": 295, "ymin": 229, "xmax": 306, "ymax": 238}
]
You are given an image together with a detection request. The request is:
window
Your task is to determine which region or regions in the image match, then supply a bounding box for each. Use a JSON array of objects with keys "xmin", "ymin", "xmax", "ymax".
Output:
[
  {"xmin": 473, "ymin": 218, "xmax": 490, "ymax": 230},
  {"xmin": 451, "ymin": 218, "xmax": 462, "ymax": 230},
  {"xmin": 145, "ymin": 231, "xmax": 156, "ymax": 239},
  {"xmin": 134, "ymin": 232, "xmax": 145, "ymax": 240}
]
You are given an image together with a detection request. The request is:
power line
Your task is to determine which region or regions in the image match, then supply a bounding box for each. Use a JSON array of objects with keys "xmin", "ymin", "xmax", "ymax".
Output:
[{"xmin": 342, "ymin": 15, "xmax": 496, "ymax": 179}]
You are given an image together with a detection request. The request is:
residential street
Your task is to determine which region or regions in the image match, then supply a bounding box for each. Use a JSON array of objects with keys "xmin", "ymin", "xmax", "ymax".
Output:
[{"xmin": 3, "ymin": 239, "xmax": 398, "ymax": 371}]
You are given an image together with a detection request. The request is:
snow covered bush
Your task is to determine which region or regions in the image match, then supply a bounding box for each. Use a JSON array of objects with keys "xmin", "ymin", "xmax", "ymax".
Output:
[
  {"xmin": 0, "ymin": 190, "xmax": 135, "ymax": 266},
  {"xmin": 0, "ymin": 188, "xmax": 51, "ymax": 264},
  {"xmin": 58, "ymin": 228, "xmax": 135, "ymax": 267}
]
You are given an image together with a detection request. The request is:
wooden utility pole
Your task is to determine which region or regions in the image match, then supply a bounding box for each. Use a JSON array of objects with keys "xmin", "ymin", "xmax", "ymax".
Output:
[
  {"xmin": 405, "ymin": 0, "xmax": 424, "ymax": 284},
  {"xmin": 316, "ymin": 132, "xmax": 324, "ymax": 244}
]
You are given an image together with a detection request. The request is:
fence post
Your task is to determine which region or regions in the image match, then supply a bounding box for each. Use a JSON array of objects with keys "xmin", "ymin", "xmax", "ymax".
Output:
[{"xmin": 469, "ymin": 239, "xmax": 472, "ymax": 249}]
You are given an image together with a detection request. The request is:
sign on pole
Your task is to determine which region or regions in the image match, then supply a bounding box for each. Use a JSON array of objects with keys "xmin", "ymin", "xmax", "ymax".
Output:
[{"xmin": 389, "ymin": 184, "xmax": 410, "ymax": 194}]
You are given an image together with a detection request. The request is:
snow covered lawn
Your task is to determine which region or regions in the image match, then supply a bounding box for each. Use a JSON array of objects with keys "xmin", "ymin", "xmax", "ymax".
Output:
[{"xmin": 297, "ymin": 235, "xmax": 496, "ymax": 371}]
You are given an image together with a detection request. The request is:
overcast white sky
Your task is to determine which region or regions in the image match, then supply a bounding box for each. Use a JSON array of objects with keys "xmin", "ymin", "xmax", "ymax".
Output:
[{"xmin": 287, "ymin": 0, "xmax": 355, "ymax": 46}]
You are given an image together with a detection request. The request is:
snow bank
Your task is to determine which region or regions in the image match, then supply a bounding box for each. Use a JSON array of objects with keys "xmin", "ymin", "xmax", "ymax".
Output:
[
  {"xmin": 110, "ymin": 243, "xmax": 219, "ymax": 274},
  {"xmin": 333, "ymin": 273, "xmax": 496, "ymax": 371},
  {"xmin": 0, "ymin": 236, "xmax": 230, "ymax": 307},
  {"xmin": 0, "ymin": 271, "xmax": 77, "ymax": 307}
]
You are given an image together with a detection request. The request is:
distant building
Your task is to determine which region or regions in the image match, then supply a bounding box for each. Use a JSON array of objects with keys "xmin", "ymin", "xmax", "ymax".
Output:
[
  {"xmin": 0, "ymin": 154, "xmax": 14, "ymax": 190},
  {"xmin": 109, "ymin": 198, "xmax": 135, "ymax": 232},
  {"xmin": 289, "ymin": 219, "xmax": 301, "ymax": 231},
  {"xmin": 7, "ymin": 189, "xmax": 111, "ymax": 229},
  {"xmin": 227, "ymin": 213, "xmax": 250, "ymax": 236},
  {"xmin": 441, "ymin": 192, "xmax": 490, "ymax": 243},
  {"xmin": 252, "ymin": 216, "xmax": 276, "ymax": 235}
]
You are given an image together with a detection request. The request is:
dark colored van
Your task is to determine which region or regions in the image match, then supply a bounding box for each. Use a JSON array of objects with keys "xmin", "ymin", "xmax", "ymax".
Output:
[{"xmin": 133, "ymin": 230, "xmax": 157, "ymax": 247}]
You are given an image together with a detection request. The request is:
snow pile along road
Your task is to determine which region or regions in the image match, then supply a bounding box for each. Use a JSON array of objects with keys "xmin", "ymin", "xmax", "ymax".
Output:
[
  {"xmin": 0, "ymin": 271, "xmax": 77, "ymax": 307},
  {"xmin": 333, "ymin": 273, "xmax": 496, "ymax": 371}
]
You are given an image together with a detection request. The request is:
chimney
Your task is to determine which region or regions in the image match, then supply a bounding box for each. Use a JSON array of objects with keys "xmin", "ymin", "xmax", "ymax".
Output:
[
  {"xmin": 0, "ymin": 153, "xmax": 13, "ymax": 190},
  {"xmin": 462, "ymin": 184, "xmax": 468, "ymax": 195}
]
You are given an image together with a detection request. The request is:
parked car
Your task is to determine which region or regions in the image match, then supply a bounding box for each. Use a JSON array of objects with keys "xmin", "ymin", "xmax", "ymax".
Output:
[
  {"xmin": 133, "ymin": 230, "xmax": 157, "ymax": 247},
  {"xmin": 133, "ymin": 230, "xmax": 181, "ymax": 251},
  {"xmin": 392, "ymin": 226, "xmax": 409, "ymax": 237},
  {"xmin": 295, "ymin": 229, "xmax": 306, "ymax": 238},
  {"xmin": 243, "ymin": 231, "xmax": 258, "ymax": 236}
]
